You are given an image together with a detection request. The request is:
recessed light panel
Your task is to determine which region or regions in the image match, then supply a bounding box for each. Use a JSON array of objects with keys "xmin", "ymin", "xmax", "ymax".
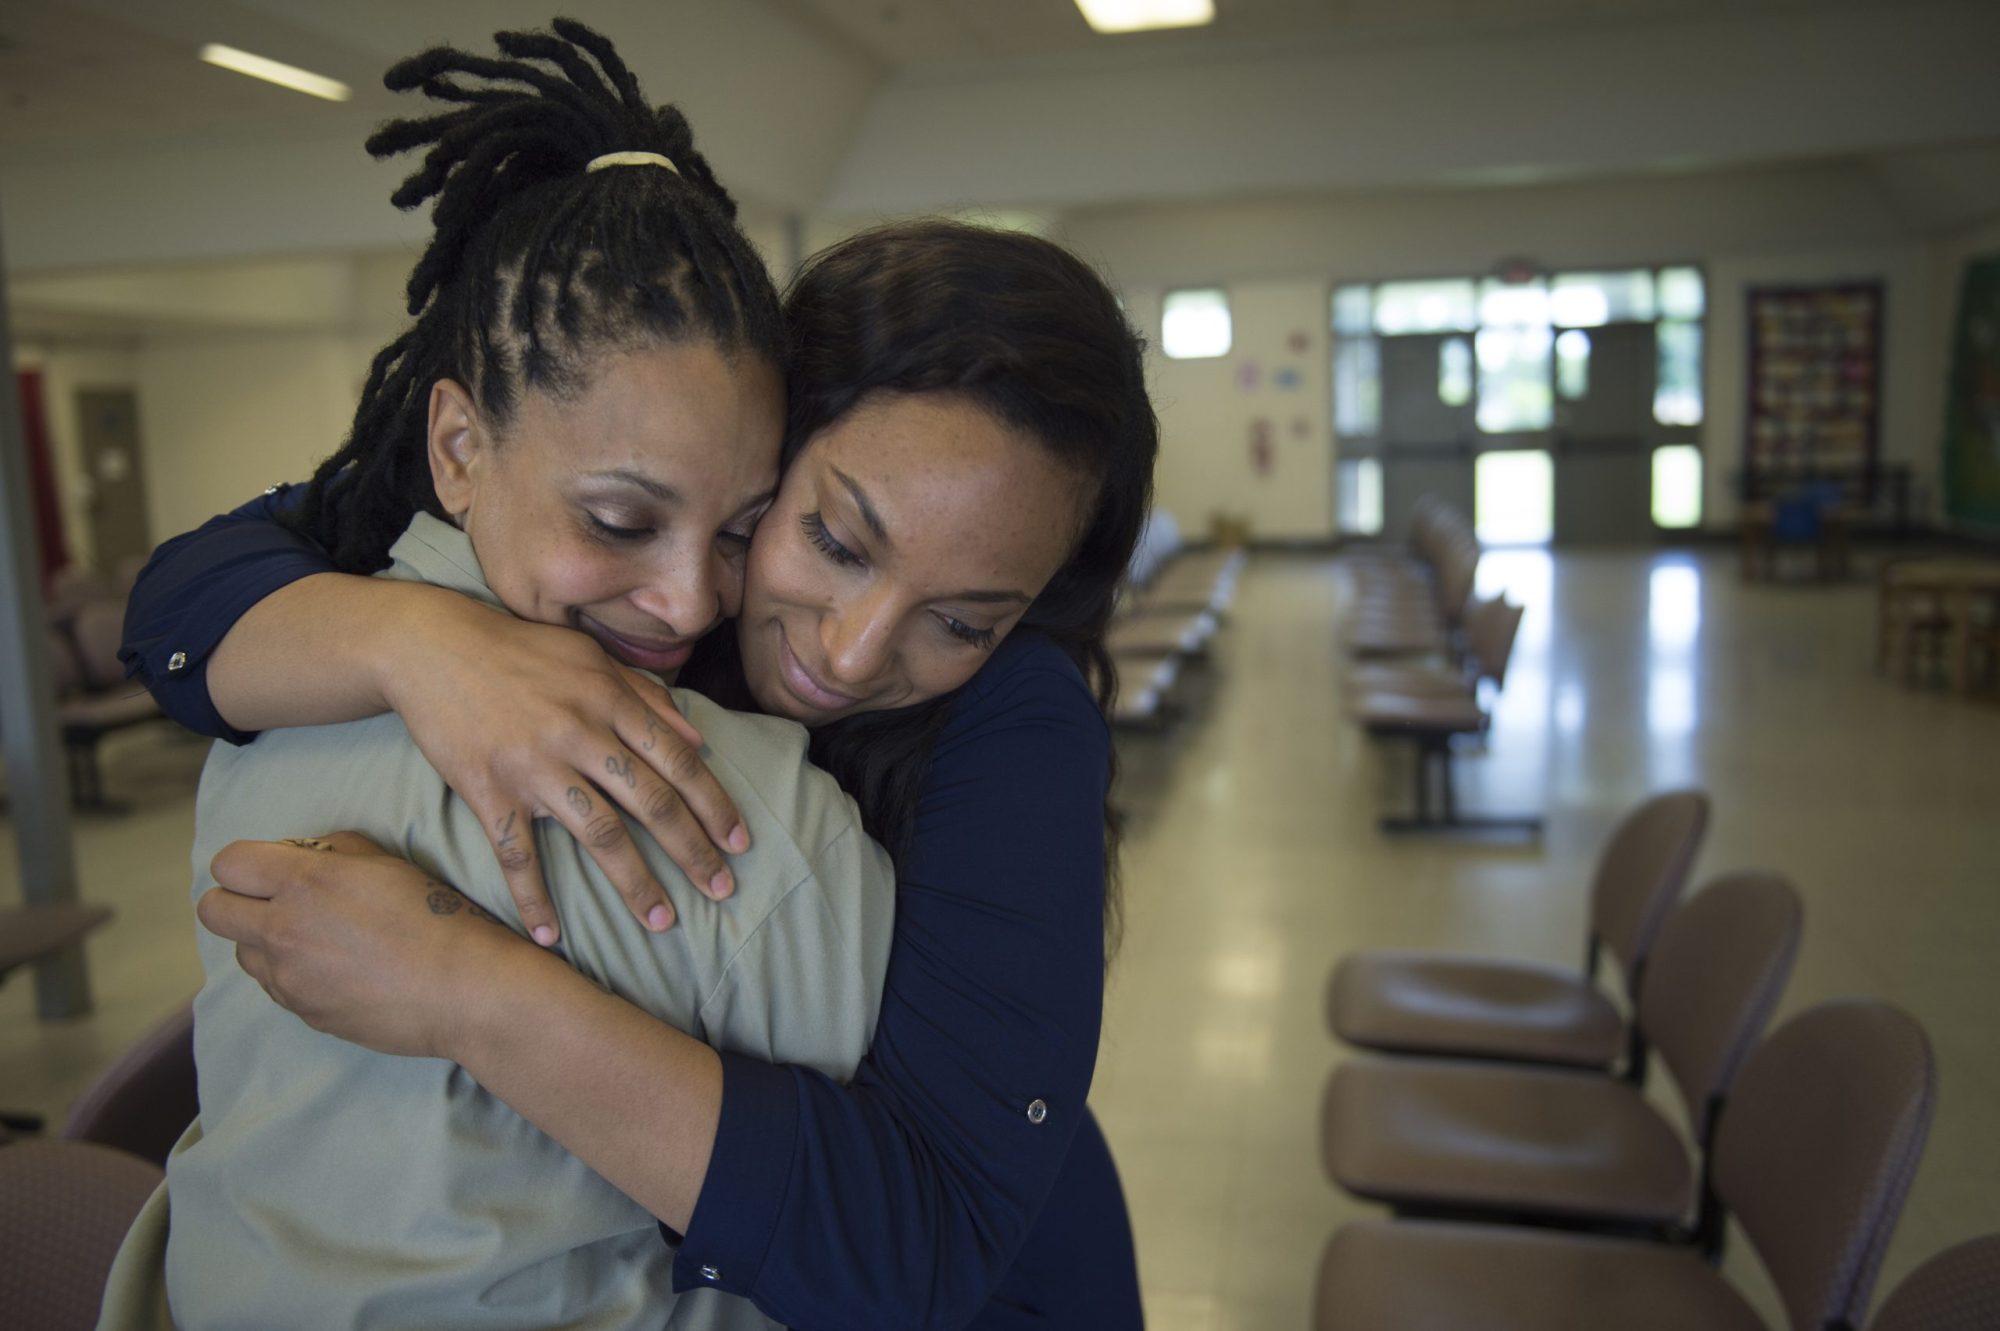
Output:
[
  {"xmin": 200, "ymin": 43, "xmax": 350, "ymax": 102},
  {"xmin": 1075, "ymin": 1, "xmax": 1217, "ymax": 35}
]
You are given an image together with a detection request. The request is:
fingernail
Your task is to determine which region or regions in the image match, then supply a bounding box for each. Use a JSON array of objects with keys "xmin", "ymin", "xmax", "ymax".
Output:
[
  {"xmin": 709, "ymin": 870, "xmax": 734, "ymax": 900},
  {"xmin": 532, "ymin": 925, "xmax": 557, "ymax": 947},
  {"xmin": 727, "ymin": 824, "xmax": 749, "ymax": 853},
  {"xmin": 647, "ymin": 904, "xmax": 674, "ymax": 932}
]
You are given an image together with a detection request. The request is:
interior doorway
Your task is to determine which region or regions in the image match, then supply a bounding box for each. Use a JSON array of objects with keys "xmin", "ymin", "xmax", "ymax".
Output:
[{"xmin": 75, "ymin": 387, "xmax": 152, "ymax": 574}]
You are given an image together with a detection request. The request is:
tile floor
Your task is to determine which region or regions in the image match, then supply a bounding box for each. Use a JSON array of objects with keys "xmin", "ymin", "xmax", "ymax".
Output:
[{"xmin": 4, "ymin": 546, "xmax": 1998, "ymax": 1329}]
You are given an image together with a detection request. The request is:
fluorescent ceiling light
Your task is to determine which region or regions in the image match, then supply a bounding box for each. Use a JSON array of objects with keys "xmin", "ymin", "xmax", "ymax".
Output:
[
  {"xmin": 200, "ymin": 43, "xmax": 351, "ymax": 102},
  {"xmin": 1075, "ymin": 0, "xmax": 1216, "ymax": 34}
]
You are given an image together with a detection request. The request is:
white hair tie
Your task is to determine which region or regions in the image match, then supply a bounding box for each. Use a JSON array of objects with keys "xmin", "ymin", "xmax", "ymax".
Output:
[{"xmin": 586, "ymin": 151, "xmax": 680, "ymax": 176}]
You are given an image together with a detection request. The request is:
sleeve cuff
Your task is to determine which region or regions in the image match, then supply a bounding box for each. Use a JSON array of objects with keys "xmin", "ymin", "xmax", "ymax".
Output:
[{"xmin": 668, "ymin": 1050, "xmax": 800, "ymax": 1299}]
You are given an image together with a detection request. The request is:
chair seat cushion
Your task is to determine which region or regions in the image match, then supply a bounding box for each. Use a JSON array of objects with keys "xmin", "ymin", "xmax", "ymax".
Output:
[
  {"xmin": 1323, "ymin": 1057, "xmax": 1694, "ymax": 1225},
  {"xmin": 1315, "ymin": 1221, "xmax": 1766, "ymax": 1331},
  {"xmin": 1108, "ymin": 610, "xmax": 1213, "ymax": 657},
  {"xmin": 1328, "ymin": 952, "xmax": 1624, "ymax": 1069},
  {"xmin": 1343, "ymin": 664, "xmax": 1469, "ymax": 697},
  {"xmin": 0, "ymin": 904, "xmax": 114, "ymax": 977},
  {"xmin": 59, "ymin": 690, "xmax": 163, "ymax": 733},
  {"xmin": 1352, "ymin": 692, "xmax": 1484, "ymax": 733}
]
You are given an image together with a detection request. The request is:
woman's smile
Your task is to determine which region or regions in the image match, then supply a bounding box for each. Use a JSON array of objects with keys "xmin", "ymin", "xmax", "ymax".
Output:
[
  {"xmin": 574, "ymin": 611, "xmax": 698, "ymax": 674},
  {"xmin": 774, "ymin": 624, "xmax": 863, "ymax": 712}
]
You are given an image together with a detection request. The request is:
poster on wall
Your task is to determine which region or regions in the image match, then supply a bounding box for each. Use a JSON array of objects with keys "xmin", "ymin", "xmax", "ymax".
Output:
[
  {"xmin": 1744, "ymin": 282, "xmax": 1882, "ymax": 485},
  {"xmin": 1943, "ymin": 255, "xmax": 2000, "ymax": 532}
]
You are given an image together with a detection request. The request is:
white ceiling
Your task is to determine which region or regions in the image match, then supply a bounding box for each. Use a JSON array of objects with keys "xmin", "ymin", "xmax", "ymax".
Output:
[
  {"xmin": 772, "ymin": 0, "xmax": 1913, "ymax": 67},
  {"xmin": 0, "ymin": 0, "xmax": 1995, "ymax": 275}
]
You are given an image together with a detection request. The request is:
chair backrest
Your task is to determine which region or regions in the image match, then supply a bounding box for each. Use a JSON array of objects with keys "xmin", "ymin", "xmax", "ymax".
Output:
[
  {"xmin": 0, "ymin": 1138, "xmax": 164, "ymax": 1331},
  {"xmin": 1634, "ymin": 872, "xmax": 1802, "ymax": 1139},
  {"xmin": 1462, "ymin": 598, "xmax": 1525, "ymax": 689},
  {"xmin": 47, "ymin": 626, "xmax": 84, "ymax": 697},
  {"xmin": 62, "ymin": 1000, "xmax": 197, "ymax": 1170},
  {"xmin": 1429, "ymin": 535, "xmax": 1480, "ymax": 625},
  {"xmin": 1714, "ymin": 1000, "xmax": 1937, "ymax": 1331},
  {"xmin": 70, "ymin": 599, "xmax": 129, "ymax": 694},
  {"xmin": 44, "ymin": 564, "xmax": 115, "ymax": 621},
  {"xmin": 1870, "ymin": 1234, "xmax": 2000, "ymax": 1331},
  {"xmin": 1588, "ymin": 789, "xmax": 1711, "ymax": 988}
]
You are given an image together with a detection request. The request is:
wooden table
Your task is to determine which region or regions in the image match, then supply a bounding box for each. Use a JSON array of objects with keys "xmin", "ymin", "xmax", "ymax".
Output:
[{"xmin": 1880, "ymin": 559, "xmax": 2000, "ymax": 693}]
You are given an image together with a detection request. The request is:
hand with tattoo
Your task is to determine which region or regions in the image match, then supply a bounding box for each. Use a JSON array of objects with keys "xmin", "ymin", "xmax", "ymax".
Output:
[
  {"xmin": 374, "ymin": 594, "xmax": 752, "ymax": 946},
  {"xmin": 201, "ymin": 831, "xmax": 541, "ymax": 1060}
]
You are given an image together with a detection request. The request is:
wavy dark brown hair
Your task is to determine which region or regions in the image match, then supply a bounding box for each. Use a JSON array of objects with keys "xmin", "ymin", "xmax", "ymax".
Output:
[{"xmin": 686, "ymin": 221, "xmax": 1159, "ymax": 956}]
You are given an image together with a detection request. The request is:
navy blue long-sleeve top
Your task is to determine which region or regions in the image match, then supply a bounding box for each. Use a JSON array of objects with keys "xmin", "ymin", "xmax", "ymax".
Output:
[{"xmin": 120, "ymin": 491, "xmax": 1142, "ymax": 1331}]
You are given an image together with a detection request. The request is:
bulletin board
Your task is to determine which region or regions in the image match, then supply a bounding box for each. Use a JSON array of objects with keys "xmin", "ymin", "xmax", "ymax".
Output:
[
  {"xmin": 1942, "ymin": 255, "xmax": 2000, "ymax": 532},
  {"xmin": 1744, "ymin": 282, "xmax": 1882, "ymax": 484}
]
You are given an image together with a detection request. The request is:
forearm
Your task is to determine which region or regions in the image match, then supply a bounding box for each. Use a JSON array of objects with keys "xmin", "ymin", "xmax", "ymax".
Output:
[
  {"xmin": 206, "ymin": 573, "xmax": 451, "ymax": 733},
  {"xmin": 448, "ymin": 937, "xmax": 722, "ymax": 1233}
]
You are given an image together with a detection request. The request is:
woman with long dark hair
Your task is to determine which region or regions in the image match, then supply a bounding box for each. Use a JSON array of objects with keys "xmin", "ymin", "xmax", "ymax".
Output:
[{"xmin": 118, "ymin": 20, "xmax": 1156, "ymax": 1331}]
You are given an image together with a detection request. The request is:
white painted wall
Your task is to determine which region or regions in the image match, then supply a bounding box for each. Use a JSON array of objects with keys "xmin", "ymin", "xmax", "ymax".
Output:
[
  {"xmin": 1125, "ymin": 281, "xmax": 1333, "ymax": 543},
  {"xmin": 1064, "ymin": 164, "xmax": 1959, "ymax": 538},
  {"xmin": 136, "ymin": 332, "xmax": 359, "ymax": 543}
]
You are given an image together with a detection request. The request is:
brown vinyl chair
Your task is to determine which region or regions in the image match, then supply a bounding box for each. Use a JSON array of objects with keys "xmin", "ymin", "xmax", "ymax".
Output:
[
  {"xmin": 1345, "ymin": 594, "xmax": 1521, "ymax": 699},
  {"xmin": 1350, "ymin": 600, "xmax": 1537, "ymax": 835},
  {"xmin": 1324, "ymin": 872, "xmax": 1801, "ymax": 1251},
  {"xmin": 55, "ymin": 600, "xmax": 167, "ymax": 813},
  {"xmin": 1871, "ymin": 1234, "xmax": 2000, "ymax": 1331},
  {"xmin": 0, "ymin": 904, "xmax": 116, "ymax": 1136},
  {"xmin": 1314, "ymin": 999, "xmax": 1937, "ymax": 1331},
  {"xmin": 0, "ymin": 1138, "xmax": 164, "ymax": 1331},
  {"xmin": 61, "ymin": 1001, "xmax": 198, "ymax": 1170},
  {"xmin": 1328, "ymin": 789, "xmax": 1709, "ymax": 1077}
]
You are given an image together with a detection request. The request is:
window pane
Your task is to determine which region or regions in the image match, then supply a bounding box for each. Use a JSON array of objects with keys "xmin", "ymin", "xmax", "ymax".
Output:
[
  {"xmin": 1438, "ymin": 336, "xmax": 1473, "ymax": 407},
  {"xmin": 1475, "ymin": 450, "xmax": 1554, "ymax": 545},
  {"xmin": 1332, "ymin": 284, "xmax": 1373, "ymax": 335},
  {"xmin": 1658, "ymin": 266, "xmax": 1705, "ymax": 320},
  {"xmin": 1653, "ymin": 444, "xmax": 1703, "ymax": 528},
  {"xmin": 1551, "ymin": 271, "xmax": 1656, "ymax": 326},
  {"xmin": 1337, "ymin": 457, "xmax": 1384, "ymax": 535},
  {"xmin": 1373, "ymin": 279, "xmax": 1476, "ymax": 334},
  {"xmin": 1555, "ymin": 329, "xmax": 1591, "ymax": 400},
  {"xmin": 1333, "ymin": 337, "xmax": 1381, "ymax": 436},
  {"xmin": 1478, "ymin": 277, "xmax": 1550, "ymax": 327},
  {"xmin": 1162, "ymin": 287, "xmax": 1231, "ymax": 359},
  {"xmin": 1476, "ymin": 326, "xmax": 1554, "ymax": 432},
  {"xmin": 1655, "ymin": 320, "xmax": 1703, "ymax": 425}
]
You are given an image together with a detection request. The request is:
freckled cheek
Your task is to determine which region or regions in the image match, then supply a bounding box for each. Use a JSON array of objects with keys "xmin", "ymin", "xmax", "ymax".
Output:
[
  {"xmin": 533, "ymin": 545, "xmax": 643, "ymax": 616},
  {"xmin": 749, "ymin": 534, "xmax": 828, "ymax": 620}
]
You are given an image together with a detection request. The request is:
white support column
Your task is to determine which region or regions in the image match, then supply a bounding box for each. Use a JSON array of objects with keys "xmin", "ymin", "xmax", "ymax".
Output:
[{"xmin": 0, "ymin": 203, "xmax": 93, "ymax": 1019}]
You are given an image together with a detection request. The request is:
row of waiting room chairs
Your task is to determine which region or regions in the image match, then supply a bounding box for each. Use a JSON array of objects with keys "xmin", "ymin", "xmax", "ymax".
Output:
[
  {"xmin": 1342, "ymin": 496, "xmax": 1539, "ymax": 835},
  {"xmin": 1106, "ymin": 509, "xmax": 1244, "ymax": 727},
  {"xmin": 7, "ymin": 561, "xmax": 170, "ymax": 814},
  {"xmin": 1313, "ymin": 789, "xmax": 1994, "ymax": 1329}
]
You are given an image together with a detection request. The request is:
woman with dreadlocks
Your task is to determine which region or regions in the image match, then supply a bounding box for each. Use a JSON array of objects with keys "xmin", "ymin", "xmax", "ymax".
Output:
[
  {"xmin": 117, "ymin": 18, "xmax": 1153, "ymax": 1331},
  {"xmin": 99, "ymin": 20, "xmax": 904, "ymax": 1331}
]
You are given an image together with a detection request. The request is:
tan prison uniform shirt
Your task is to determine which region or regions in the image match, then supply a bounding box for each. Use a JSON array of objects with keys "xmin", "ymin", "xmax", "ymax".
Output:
[{"xmin": 98, "ymin": 513, "xmax": 894, "ymax": 1331}]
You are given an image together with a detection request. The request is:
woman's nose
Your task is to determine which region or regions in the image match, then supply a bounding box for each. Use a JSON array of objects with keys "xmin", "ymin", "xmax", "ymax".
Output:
[
  {"xmin": 632, "ymin": 548, "xmax": 726, "ymax": 638},
  {"xmin": 820, "ymin": 588, "xmax": 896, "ymax": 686}
]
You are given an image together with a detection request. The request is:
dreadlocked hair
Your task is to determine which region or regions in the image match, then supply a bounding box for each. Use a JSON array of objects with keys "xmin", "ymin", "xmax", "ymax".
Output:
[{"xmin": 287, "ymin": 17, "xmax": 784, "ymax": 571}]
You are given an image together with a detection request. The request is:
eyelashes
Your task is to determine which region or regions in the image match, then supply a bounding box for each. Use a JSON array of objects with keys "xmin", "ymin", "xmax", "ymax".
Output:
[
  {"xmin": 940, "ymin": 617, "xmax": 996, "ymax": 649},
  {"xmin": 801, "ymin": 511, "xmax": 996, "ymax": 651},
  {"xmin": 586, "ymin": 512, "xmax": 652, "ymax": 542},
  {"xmin": 801, "ymin": 511, "xmax": 863, "ymax": 567}
]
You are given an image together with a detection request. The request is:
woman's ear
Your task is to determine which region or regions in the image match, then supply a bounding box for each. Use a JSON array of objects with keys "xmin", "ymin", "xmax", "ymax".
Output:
[{"xmin": 426, "ymin": 380, "xmax": 483, "ymax": 521}]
